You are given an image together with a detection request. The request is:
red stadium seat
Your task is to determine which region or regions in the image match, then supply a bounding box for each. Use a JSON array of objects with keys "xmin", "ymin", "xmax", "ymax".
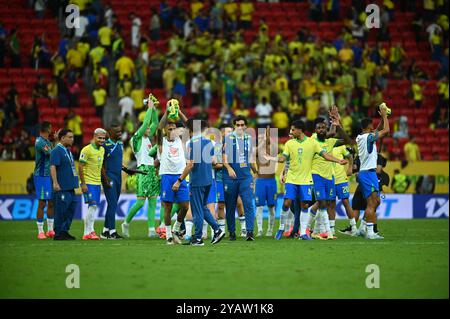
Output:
[{"xmin": 434, "ymin": 128, "xmax": 449, "ymax": 137}]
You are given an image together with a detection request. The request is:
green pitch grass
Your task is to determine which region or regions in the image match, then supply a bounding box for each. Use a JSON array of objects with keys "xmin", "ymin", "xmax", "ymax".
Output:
[{"xmin": 0, "ymin": 219, "xmax": 448, "ymax": 299}]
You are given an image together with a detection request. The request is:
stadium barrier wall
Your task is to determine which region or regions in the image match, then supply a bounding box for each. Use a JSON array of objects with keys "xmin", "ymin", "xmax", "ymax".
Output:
[
  {"xmin": 1, "ymin": 161, "xmax": 448, "ymax": 195},
  {"xmin": 0, "ymin": 194, "xmax": 447, "ymax": 221}
]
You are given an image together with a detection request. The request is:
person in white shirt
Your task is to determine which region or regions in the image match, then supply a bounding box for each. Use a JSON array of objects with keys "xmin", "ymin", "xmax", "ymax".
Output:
[
  {"xmin": 355, "ymin": 107, "xmax": 390, "ymax": 239},
  {"xmin": 130, "ymin": 12, "xmax": 142, "ymax": 51},
  {"xmin": 149, "ymin": 8, "xmax": 161, "ymax": 40},
  {"xmin": 191, "ymin": 73, "xmax": 200, "ymax": 107},
  {"xmin": 156, "ymin": 101, "xmax": 191, "ymax": 244},
  {"xmin": 255, "ymin": 97, "xmax": 273, "ymax": 128},
  {"xmin": 118, "ymin": 95, "xmax": 134, "ymax": 119},
  {"xmin": 426, "ymin": 22, "xmax": 442, "ymax": 44},
  {"xmin": 104, "ymin": 5, "xmax": 114, "ymax": 28},
  {"xmin": 75, "ymin": 15, "xmax": 89, "ymax": 38},
  {"xmin": 34, "ymin": 0, "xmax": 46, "ymax": 19}
]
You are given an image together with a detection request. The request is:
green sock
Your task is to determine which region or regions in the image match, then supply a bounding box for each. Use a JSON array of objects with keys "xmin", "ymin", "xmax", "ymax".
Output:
[
  {"xmin": 148, "ymin": 198, "xmax": 156, "ymax": 228},
  {"xmin": 126, "ymin": 199, "xmax": 145, "ymax": 224},
  {"xmin": 171, "ymin": 203, "xmax": 179, "ymax": 217}
]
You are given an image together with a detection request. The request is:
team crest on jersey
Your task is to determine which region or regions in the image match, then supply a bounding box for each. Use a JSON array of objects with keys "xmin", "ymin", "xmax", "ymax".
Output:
[
  {"xmin": 98, "ymin": 156, "xmax": 102, "ymax": 162},
  {"xmin": 162, "ymin": 191, "xmax": 166, "ymax": 198},
  {"xmin": 169, "ymin": 146, "xmax": 179, "ymax": 157},
  {"xmin": 224, "ymin": 184, "xmax": 228, "ymax": 192},
  {"xmin": 61, "ymin": 194, "xmax": 65, "ymax": 201},
  {"xmin": 45, "ymin": 191, "xmax": 49, "ymax": 197}
]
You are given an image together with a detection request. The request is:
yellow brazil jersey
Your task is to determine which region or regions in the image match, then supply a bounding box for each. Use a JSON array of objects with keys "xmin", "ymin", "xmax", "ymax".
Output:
[
  {"xmin": 191, "ymin": 1, "xmax": 204, "ymax": 18},
  {"xmin": 115, "ymin": 56, "xmax": 135, "ymax": 80},
  {"xmin": 79, "ymin": 144, "xmax": 105, "ymax": 185},
  {"xmin": 224, "ymin": 2, "xmax": 238, "ymax": 21},
  {"xmin": 240, "ymin": 2, "xmax": 254, "ymax": 21},
  {"xmin": 282, "ymin": 137, "xmax": 324, "ymax": 185},
  {"xmin": 332, "ymin": 145, "xmax": 350, "ymax": 184},
  {"xmin": 98, "ymin": 26, "xmax": 113, "ymax": 46},
  {"xmin": 311, "ymin": 134, "xmax": 338, "ymax": 180},
  {"xmin": 92, "ymin": 88, "xmax": 107, "ymax": 107}
]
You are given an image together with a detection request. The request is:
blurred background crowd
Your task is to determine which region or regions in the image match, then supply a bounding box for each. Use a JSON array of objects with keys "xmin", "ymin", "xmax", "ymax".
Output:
[{"xmin": 0, "ymin": 0, "xmax": 448, "ymax": 165}]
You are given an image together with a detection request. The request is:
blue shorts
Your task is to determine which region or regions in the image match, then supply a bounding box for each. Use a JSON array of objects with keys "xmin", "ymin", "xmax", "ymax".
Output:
[
  {"xmin": 34, "ymin": 176, "xmax": 52, "ymax": 200},
  {"xmin": 255, "ymin": 177, "xmax": 277, "ymax": 207},
  {"xmin": 358, "ymin": 170, "xmax": 379, "ymax": 199},
  {"xmin": 161, "ymin": 174, "xmax": 190, "ymax": 203},
  {"xmin": 312, "ymin": 174, "xmax": 335, "ymax": 201},
  {"xmin": 216, "ymin": 180, "xmax": 225, "ymax": 202},
  {"xmin": 335, "ymin": 182, "xmax": 350, "ymax": 200},
  {"xmin": 284, "ymin": 183, "xmax": 313, "ymax": 202},
  {"xmin": 83, "ymin": 184, "xmax": 101, "ymax": 206},
  {"xmin": 207, "ymin": 180, "xmax": 217, "ymax": 204}
]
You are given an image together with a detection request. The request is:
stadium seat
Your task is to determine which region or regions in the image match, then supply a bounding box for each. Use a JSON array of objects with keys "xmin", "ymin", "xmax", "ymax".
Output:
[{"xmin": 434, "ymin": 128, "xmax": 449, "ymax": 137}]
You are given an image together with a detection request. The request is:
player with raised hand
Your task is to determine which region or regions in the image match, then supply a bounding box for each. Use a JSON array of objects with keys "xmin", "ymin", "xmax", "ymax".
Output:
[
  {"xmin": 309, "ymin": 106, "xmax": 353, "ymax": 240},
  {"xmin": 327, "ymin": 106, "xmax": 357, "ymax": 236},
  {"xmin": 355, "ymin": 105, "xmax": 390, "ymax": 239},
  {"xmin": 157, "ymin": 99, "xmax": 190, "ymax": 244},
  {"xmin": 264, "ymin": 120, "xmax": 348, "ymax": 241},
  {"xmin": 33, "ymin": 121, "xmax": 55, "ymax": 239},
  {"xmin": 121, "ymin": 94, "xmax": 159, "ymax": 238},
  {"xmin": 78, "ymin": 128, "xmax": 107, "ymax": 240}
]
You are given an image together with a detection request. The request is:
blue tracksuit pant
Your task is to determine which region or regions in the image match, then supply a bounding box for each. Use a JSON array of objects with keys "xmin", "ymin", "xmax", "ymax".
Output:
[
  {"xmin": 53, "ymin": 190, "xmax": 77, "ymax": 236},
  {"xmin": 190, "ymin": 185, "xmax": 219, "ymax": 241},
  {"xmin": 223, "ymin": 177, "xmax": 255, "ymax": 233},
  {"xmin": 104, "ymin": 174, "xmax": 121, "ymax": 230}
]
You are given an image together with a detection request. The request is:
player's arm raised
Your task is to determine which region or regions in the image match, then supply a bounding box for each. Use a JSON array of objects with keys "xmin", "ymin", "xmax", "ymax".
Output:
[
  {"xmin": 157, "ymin": 107, "xmax": 169, "ymax": 130},
  {"xmin": 178, "ymin": 108, "xmax": 188, "ymax": 125},
  {"xmin": 135, "ymin": 97, "xmax": 155, "ymax": 139},
  {"xmin": 330, "ymin": 105, "xmax": 354, "ymax": 147},
  {"xmin": 375, "ymin": 107, "xmax": 390, "ymax": 139},
  {"xmin": 148, "ymin": 95, "xmax": 160, "ymax": 138}
]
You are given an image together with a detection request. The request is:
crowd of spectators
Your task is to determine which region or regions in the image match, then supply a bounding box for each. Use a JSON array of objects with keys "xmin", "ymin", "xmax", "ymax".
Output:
[{"xmin": 0, "ymin": 0, "xmax": 449, "ymax": 162}]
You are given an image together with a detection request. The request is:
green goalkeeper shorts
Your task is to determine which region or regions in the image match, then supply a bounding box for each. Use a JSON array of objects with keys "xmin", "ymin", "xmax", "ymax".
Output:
[{"xmin": 136, "ymin": 165, "xmax": 160, "ymax": 198}]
